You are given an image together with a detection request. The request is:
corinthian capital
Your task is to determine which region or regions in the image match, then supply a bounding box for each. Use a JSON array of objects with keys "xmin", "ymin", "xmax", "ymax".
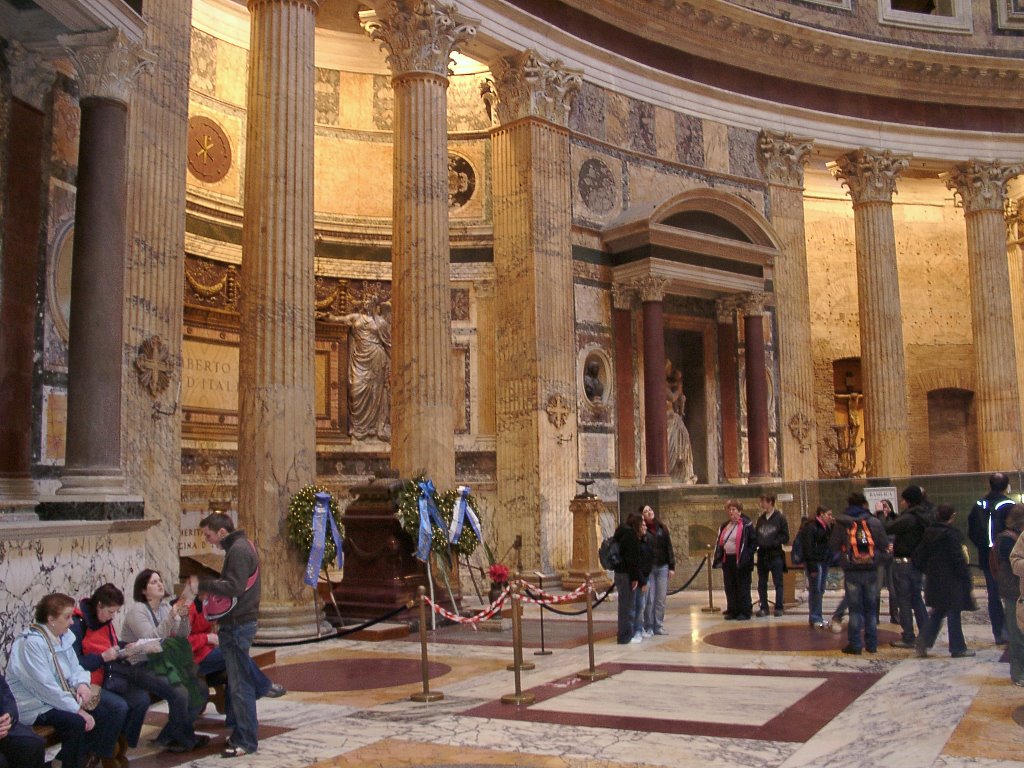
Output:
[
  {"xmin": 828, "ymin": 149, "xmax": 910, "ymax": 205},
  {"xmin": 741, "ymin": 291, "xmax": 768, "ymax": 317},
  {"xmin": 58, "ymin": 29, "xmax": 154, "ymax": 105},
  {"xmin": 5, "ymin": 42, "xmax": 56, "ymax": 111},
  {"xmin": 611, "ymin": 283, "xmax": 636, "ymax": 310},
  {"xmin": 632, "ymin": 276, "xmax": 668, "ymax": 303},
  {"xmin": 490, "ymin": 49, "xmax": 582, "ymax": 127},
  {"xmin": 942, "ymin": 160, "xmax": 1023, "ymax": 215},
  {"xmin": 359, "ymin": 0, "xmax": 478, "ymax": 78},
  {"xmin": 758, "ymin": 130, "xmax": 813, "ymax": 188}
]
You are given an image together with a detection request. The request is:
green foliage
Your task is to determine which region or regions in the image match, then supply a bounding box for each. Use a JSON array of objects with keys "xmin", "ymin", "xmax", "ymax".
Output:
[
  {"xmin": 395, "ymin": 475, "xmax": 482, "ymax": 563},
  {"xmin": 285, "ymin": 484, "xmax": 345, "ymax": 564}
]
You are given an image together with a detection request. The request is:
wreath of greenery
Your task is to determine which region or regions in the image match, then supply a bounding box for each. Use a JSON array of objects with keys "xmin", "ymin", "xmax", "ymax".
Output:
[
  {"xmin": 395, "ymin": 475, "xmax": 482, "ymax": 563},
  {"xmin": 285, "ymin": 484, "xmax": 345, "ymax": 565}
]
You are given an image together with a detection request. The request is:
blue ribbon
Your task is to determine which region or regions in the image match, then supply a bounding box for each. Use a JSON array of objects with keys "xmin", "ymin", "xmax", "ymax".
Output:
[
  {"xmin": 449, "ymin": 485, "xmax": 483, "ymax": 546},
  {"xmin": 304, "ymin": 491, "xmax": 344, "ymax": 586},
  {"xmin": 415, "ymin": 480, "xmax": 447, "ymax": 562}
]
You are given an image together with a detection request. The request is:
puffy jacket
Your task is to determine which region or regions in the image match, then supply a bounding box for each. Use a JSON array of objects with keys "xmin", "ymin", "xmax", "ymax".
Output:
[
  {"xmin": 70, "ymin": 598, "xmax": 120, "ymax": 685},
  {"xmin": 755, "ymin": 509, "xmax": 790, "ymax": 551},
  {"xmin": 7, "ymin": 624, "xmax": 90, "ymax": 724}
]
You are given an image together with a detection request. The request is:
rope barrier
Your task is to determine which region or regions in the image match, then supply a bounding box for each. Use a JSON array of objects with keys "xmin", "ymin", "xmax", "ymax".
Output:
[
  {"xmin": 667, "ymin": 555, "xmax": 707, "ymax": 595},
  {"xmin": 525, "ymin": 584, "xmax": 614, "ymax": 616},
  {"xmin": 253, "ymin": 602, "xmax": 411, "ymax": 647}
]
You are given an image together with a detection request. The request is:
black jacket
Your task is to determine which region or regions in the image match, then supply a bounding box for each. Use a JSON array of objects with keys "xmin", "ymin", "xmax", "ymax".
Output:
[
  {"xmin": 798, "ymin": 517, "xmax": 833, "ymax": 565},
  {"xmin": 755, "ymin": 509, "xmax": 790, "ymax": 552},
  {"xmin": 199, "ymin": 529, "xmax": 261, "ymax": 626},
  {"xmin": 713, "ymin": 514, "xmax": 755, "ymax": 571},
  {"xmin": 885, "ymin": 504, "xmax": 930, "ymax": 558},
  {"xmin": 613, "ymin": 523, "xmax": 644, "ymax": 584},
  {"xmin": 646, "ymin": 518, "xmax": 676, "ymax": 570},
  {"xmin": 830, "ymin": 505, "xmax": 890, "ymax": 571},
  {"xmin": 913, "ymin": 521, "xmax": 974, "ymax": 612},
  {"xmin": 968, "ymin": 492, "xmax": 1014, "ymax": 562}
]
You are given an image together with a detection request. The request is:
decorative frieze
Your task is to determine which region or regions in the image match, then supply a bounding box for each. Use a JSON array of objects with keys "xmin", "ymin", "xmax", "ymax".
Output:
[
  {"xmin": 359, "ymin": 0, "xmax": 477, "ymax": 78},
  {"xmin": 757, "ymin": 130, "xmax": 813, "ymax": 189},
  {"xmin": 490, "ymin": 49, "xmax": 582, "ymax": 127},
  {"xmin": 58, "ymin": 29, "xmax": 154, "ymax": 105},
  {"xmin": 828, "ymin": 149, "xmax": 910, "ymax": 205},
  {"xmin": 943, "ymin": 161, "xmax": 1023, "ymax": 215}
]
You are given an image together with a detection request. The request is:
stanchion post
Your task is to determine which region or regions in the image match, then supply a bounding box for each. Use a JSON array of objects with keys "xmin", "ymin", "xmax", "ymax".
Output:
[
  {"xmin": 534, "ymin": 573, "xmax": 551, "ymax": 657},
  {"xmin": 410, "ymin": 586, "xmax": 443, "ymax": 703},
  {"xmin": 701, "ymin": 547, "xmax": 721, "ymax": 613},
  {"xmin": 577, "ymin": 573, "xmax": 609, "ymax": 681},
  {"xmin": 501, "ymin": 576, "xmax": 536, "ymax": 705}
]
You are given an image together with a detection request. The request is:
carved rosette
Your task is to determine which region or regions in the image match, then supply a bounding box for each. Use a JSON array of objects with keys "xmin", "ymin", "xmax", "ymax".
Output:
[
  {"xmin": 491, "ymin": 49, "xmax": 582, "ymax": 127},
  {"xmin": 757, "ymin": 130, "xmax": 813, "ymax": 188},
  {"xmin": 943, "ymin": 161, "xmax": 1023, "ymax": 215},
  {"xmin": 359, "ymin": 0, "xmax": 477, "ymax": 77},
  {"xmin": 5, "ymin": 42, "xmax": 56, "ymax": 111},
  {"xmin": 611, "ymin": 283, "xmax": 635, "ymax": 311},
  {"xmin": 632, "ymin": 275, "xmax": 668, "ymax": 303},
  {"xmin": 58, "ymin": 29, "xmax": 155, "ymax": 105},
  {"xmin": 829, "ymin": 149, "xmax": 910, "ymax": 205}
]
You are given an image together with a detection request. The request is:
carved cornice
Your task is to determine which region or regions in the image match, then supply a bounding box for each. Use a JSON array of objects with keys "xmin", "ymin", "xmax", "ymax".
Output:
[
  {"xmin": 359, "ymin": 0, "xmax": 478, "ymax": 78},
  {"xmin": 491, "ymin": 49, "xmax": 582, "ymax": 127},
  {"xmin": 611, "ymin": 283, "xmax": 635, "ymax": 311},
  {"xmin": 58, "ymin": 28, "xmax": 155, "ymax": 105},
  {"xmin": 758, "ymin": 130, "xmax": 813, "ymax": 189},
  {"xmin": 828, "ymin": 149, "xmax": 910, "ymax": 206},
  {"xmin": 632, "ymin": 275, "xmax": 668, "ymax": 303},
  {"xmin": 4, "ymin": 42, "xmax": 55, "ymax": 111},
  {"xmin": 942, "ymin": 161, "xmax": 1023, "ymax": 215}
]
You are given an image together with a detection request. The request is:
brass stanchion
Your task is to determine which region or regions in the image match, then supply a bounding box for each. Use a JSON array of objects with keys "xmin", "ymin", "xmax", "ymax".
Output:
[
  {"xmin": 577, "ymin": 574, "xmax": 608, "ymax": 682},
  {"xmin": 701, "ymin": 548, "xmax": 721, "ymax": 613},
  {"xmin": 533, "ymin": 573, "xmax": 552, "ymax": 657},
  {"xmin": 410, "ymin": 586, "xmax": 443, "ymax": 702},
  {"xmin": 501, "ymin": 577, "xmax": 536, "ymax": 705}
]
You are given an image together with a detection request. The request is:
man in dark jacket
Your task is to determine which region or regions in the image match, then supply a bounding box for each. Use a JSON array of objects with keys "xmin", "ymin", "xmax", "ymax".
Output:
[
  {"xmin": 754, "ymin": 494, "xmax": 790, "ymax": 617},
  {"xmin": 194, "ymin": 513, "xmax": 262, "ymax": 758},
  {"xmin": 830, "ymin": 492, "xmax": 890, "ymax": 654},
  {"xmin": 885, "ymin": 486, "xmax": 931, "ymax": 648},
  {"xmin": 968, "ymin": 472, "xmax": 1015, "ymax": 644},
  {"xmin": 913, "ymin": 504, "xmax": 977, "ymax": 658},
  {"xmin": 0, "ymin": 672, "xmax": 44, "ymax": 768}
]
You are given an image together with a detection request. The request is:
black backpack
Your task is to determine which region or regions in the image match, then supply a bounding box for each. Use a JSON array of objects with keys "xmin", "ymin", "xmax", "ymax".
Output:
[{"xmin": 599, "ymin": 536, "xmax": 622, "ymax": 570}]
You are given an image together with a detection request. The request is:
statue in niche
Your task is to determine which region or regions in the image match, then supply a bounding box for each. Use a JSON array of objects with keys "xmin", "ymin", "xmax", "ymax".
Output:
[
  {"xmin": 666, "ymin": 360, "xmax": 697, "ymax": 484},
  {"xmin": 583, "ymin": 359, "xmax": 604, "ymax": 402},
  {"xmin": 330, "ymin": 301, "xmax": 392, "ymax": 441}
]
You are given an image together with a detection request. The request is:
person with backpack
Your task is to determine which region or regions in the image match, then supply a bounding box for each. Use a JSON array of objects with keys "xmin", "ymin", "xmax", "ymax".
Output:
[
  {"xmin": 968, "ymin": 472, "xmax": 1015, "ymax": 645},
  {"xmin": 994, "ymin": 504, "xmax": 1024, "ymax": 684},
  {"xmin": 912, "ymin": 504, "xmax": 977, "ymax": 658},
  {"xmin": 610, "ymin": 509, "xmax": 647, "ymax": 644},
  {"xmin": 829, "ymin": 492, "xmax": 889, "ymax": 654},
  {"xmin": 713, "ymin": 500, "xmax": 756, "ymax": 621},
  {"xmin": 884, "ymin": 486, "xmax": 931, "ymax": 649},
  {"xmin": 797, "ymin": 506, "xmax": 834, "ymax": 628}
]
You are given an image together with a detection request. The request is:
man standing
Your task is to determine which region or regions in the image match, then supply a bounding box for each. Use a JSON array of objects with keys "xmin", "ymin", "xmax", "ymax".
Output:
[
  {"xmin": 755, "ymin": 494, "xmax": 789, "ymax": 617},
  {"xmin": 830, "ymin": 492, "xmax": 890, "ymax": 654},
  {"xmin": 885, "ymin": 486, "xmax": 930, "ymax": 649},
  {"xmin": 193, "ymin": 513, "xmax": 261, "ymax": 759},
  {"xmin": 968, "ymin": 472, "xmax": 1015, "ymax": 644}
]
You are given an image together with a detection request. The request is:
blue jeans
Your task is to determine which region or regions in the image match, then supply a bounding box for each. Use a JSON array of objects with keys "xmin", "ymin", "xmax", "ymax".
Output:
[
  {"xmin": 919, "ymin": 606, "xmax": 967, "ymax": 655},
  {"xmin": 980, "ymin": 560, "xmax": 1007, "ymax": 642},
  {"xmin": 757, "ymin": 551, "xmax": 785, "ymax": 611},
  {"xmin": 117, "ymin": 662, "xmax": 200, "ymax": 748},
  {"xmin": 198, "ymin": 647, "xmax": 273, "ymax": 728},
  {"xmin": 644, "ymin": 564, "xmax": 669, "ymax": 632},
  {"xmin": 614, "ymin": 572, "xmax": 635, "ymax": 643},
  {"xmin": 844, "ymin": 569, "xmax": 880, "ymax": 651},
  {"xmin": 805, "ymin": 564, "xmax": 828, "ymax": 624},
  {"xmin": 1003, "ymin": 597, "xmax": 1024, "ymax": 682},
  {"xmin": 102, "ymin": 684, "xmax": 151, "ymax": 748},
  {"xmin": 220, "ymin": 621, "xmax": 259, "ymax": 753},
  {"xmin": 892, "ymin": 561, "xmax": 928, "ymax": 643}
]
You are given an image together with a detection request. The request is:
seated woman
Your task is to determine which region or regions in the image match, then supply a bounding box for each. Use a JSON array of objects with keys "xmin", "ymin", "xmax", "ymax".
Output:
[
  {"xmin": 119, "ymin": 570, "xmax": 208, "ymax": 754},
  {"xmin": 71, "ymin": 583, "xmax": 153, "ymax": 765},
  {"xmin": 0, "ymin": 670, "xmax": 45, "ymax": 768},
  {"xmin": 6, "ymin": 593, "xmax": 126, "ymax": 768}
]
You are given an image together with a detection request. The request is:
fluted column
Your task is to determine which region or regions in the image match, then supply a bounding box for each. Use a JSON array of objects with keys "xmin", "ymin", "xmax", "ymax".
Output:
[
  {"xmin": 56, "ymin": 29, "xmax": 153, "ymax": 496},
  {"xmin": 717, "ymin": 298, "xmax": 741, "ymax": 479},
  {"xmin": 239, "ymin": 0, "xmax": 323, "ymax": 641},
  {"xmin": 943, "ymin": 161, "xmax": 1024, "ymax": 470},
  {"xmin": 1008, "ymin": 199, "xmax": 1024, "ymax": 446},
  {"xmin": 362, "ymin": 2, "xmax": 476, "ymax": 491},
  {"xmin": 612, "ymin": 285, "xmax": 637, "ymax": 480},
  {"xmin": 490, "ymin": 49, "xmax": 580, "ymax": 573},
  {"xmin": 0, "ymin": 45, "xmax": 54, "ymax": 511},
  {"xmin": 636, "ymin": 276, "xmax": 669, "ymax": 483},
  {"xmin": 829, "ymin": 149, "xmax": 911, "ymax": 477},
  {"xmin": 758, "ymin": 130, "xmax": 817, "ymax": 480},
  {"xmin": 743, "ymin": 293, "xmax": 771, "ymax": 480}
]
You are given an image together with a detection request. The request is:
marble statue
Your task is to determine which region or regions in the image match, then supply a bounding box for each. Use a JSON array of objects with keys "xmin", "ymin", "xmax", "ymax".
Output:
[
  {"xmin": 333, "ymin": 301, "xmax": 391, "ymax": 440},
  {"xmin": 584, "ymin": 359, "xmax": 604, "ymax": 402},
  {"xmin": 666, "ymin": 361, "xmax": 697, "ymax": 484}
]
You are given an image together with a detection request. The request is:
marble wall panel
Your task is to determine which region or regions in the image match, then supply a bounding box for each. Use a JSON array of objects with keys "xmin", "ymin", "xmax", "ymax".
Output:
[
  {"xmin": 50, "ymin": 87, "xmax": 79, "ymax": 170},
  {"xmin": 315, "ymin": 67, "xmax": 340, "ymax": 126},
  {"xmin": 579, "ymin": 431, "xmax": 615, "ymax": 474},
  {"xmin": 675, "ymin": 112, "xmax": 704, "ymax": 167},
  {"xmin": 40, "ymin": 385, "xmax": 66, "ymax": 466},
  {"xmin": 572, "ymin": 147, "xmax": 623, "ymax": 226},
  {"xmin": 625, "ymin": 163, "xmax": 702, "ymax": 209},
  {"xmin": 603, "ymin": 91, "xmax": 630, "ymax": 151},
  {"xmin": 702, "ymin": 120, "xmax": 730, "ymax": 175},
  {"xmin": 627, "ymin": 98, "xmax": 656, "ymax": 156},
  {"xmin": 447, "ymin": 73, "xmax": 490, "ymax": 133},
  {"xmin": 337, "ymin": 71, "xmax": 375, "ymax": 131},
  {"xmin": 190, "ymin": 27, "xmax": 217, "ymax": 96},
  {"xmin": 654, "ymin": 105, "xmax": 677, "ymax": 161},
  {"xmin": 727, "ymin": 125, "xmax": 761, "ymax": 180},
  {"xmin": 574, "ymin": 283, "xmax": 609, "ymax": 327},
  {"xmin": 569, "ymin": 81, "xmax": 606, "ymax": 141},
  {"xmin": 372, "ymin": 75, "xmax": 393, "ymax": 131},
  {"xmin": 313, "ymin": 135, "xmax": 392, "ymax": 217},
  {"xmin": 215, "ymin": 39, "xmax": 248, "ymax": 108}
]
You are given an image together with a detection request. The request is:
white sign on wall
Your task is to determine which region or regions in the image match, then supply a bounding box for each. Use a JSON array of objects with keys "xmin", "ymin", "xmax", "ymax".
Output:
[{"xmin": 180, "ymin": 509, "xmax": 237, "ymax": 557}]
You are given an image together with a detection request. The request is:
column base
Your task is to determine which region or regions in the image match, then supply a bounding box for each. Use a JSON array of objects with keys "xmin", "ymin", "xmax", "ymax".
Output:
[
  {"xmin": 56, "ymin": 471, "xmax": 128, "ymax": 497},
  {"xmin": 254, "ymin": 601, "xmax": 334, "ymax": 644},
  {"xmin": 0, "ymin": 476, "xmax": 38, "ymax": 505}
]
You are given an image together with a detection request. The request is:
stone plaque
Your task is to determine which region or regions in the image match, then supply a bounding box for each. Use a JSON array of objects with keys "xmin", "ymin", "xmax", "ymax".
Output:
[{"xmin": 182, "ymin": 338, "xmax": 238, "ymax": 411}]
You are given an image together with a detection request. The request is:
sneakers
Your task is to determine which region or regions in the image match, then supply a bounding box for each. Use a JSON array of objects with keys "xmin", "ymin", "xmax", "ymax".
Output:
[
  {"xmin": 841, "ymin": 644, "xmax": 862, "ymax": 655},
  {"xmin": 952, "ymin": 649, "xmax": 976, "ymax": 658},
  {"xmin": 265, "ymin": 683, "xmax": 287, "ymax": 698},
  {"xmin": 915, "ymin": 645, "xmax": 928, "ymax": 658},
  {"xmin": 774, "ymin": 609, "xmax": 785, "ymax": 617},
  {"xmin": 630, "ymin": 633, "xmax": 643, "ymax": 644},
  {"xmin": 642, "ymin": 629, "xmax": 654, "ymax": 639},
  {"xmin": 810, "ymin": 621, "xmax": 825, "ymax": 628},
  {"xmin": 222, "ymin": 745, "xmax": 250, "ymax": 759},
  {"xmin": 653, "ymin": 628, "xmax": 668, "ymax": 635},
  {"xmin": 828, "ymin": 617, "xmax": 843, "ymax": 634},
  {"xmin": 756, "ymin": 608, "xmax": 770, "ymax": 617},
  {"xmin": 1013, "ymin": 678, "xmax": 1024, "ymax": 687},
  {"xmin": 890, "ymin": 640, "xmax": 915, "ymax": 649}
]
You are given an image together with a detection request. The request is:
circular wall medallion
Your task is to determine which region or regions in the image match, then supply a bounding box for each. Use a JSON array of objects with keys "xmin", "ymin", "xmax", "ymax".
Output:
[
  {"xmin": 448, "ymin": 153, "xmax": 476, "ymax": 209},
  {"xmin": 578, "ymin": 157, "xmax": 616, "ymax": 214},
  {"xmin": 187, "ymin": 115, "xmax": 232, "ymax": 184}
]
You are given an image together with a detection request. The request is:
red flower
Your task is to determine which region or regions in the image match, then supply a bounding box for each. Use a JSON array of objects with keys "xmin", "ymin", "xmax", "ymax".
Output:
[{"xmin": 488, "ymin": 563, "xmax": 510, "ymax": 583}]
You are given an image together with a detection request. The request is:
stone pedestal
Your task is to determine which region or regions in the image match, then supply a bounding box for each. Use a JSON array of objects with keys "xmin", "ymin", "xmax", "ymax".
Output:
[{"xmin": 562, "ymin": 495, "xmax": 611, "ymax": 591}]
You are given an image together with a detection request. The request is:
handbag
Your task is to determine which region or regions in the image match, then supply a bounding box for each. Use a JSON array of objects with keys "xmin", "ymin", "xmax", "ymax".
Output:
[
  {"xmin": 30, "ymin": 624, "xmax": 101, "ymax": 711},
  {"xmin": 203, "ymin": 539, "xmax": 259, "ymax": 621}
]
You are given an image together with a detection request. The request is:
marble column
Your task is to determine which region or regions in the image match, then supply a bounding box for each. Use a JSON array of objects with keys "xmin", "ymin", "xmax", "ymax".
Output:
[
  {"xmin": 829, "ymin": 149, "xmax": 911, "ymax": 477},
  {"xmin": 612, "ymin": 285, "xmax": 637, "ymax": 480},
  {"xmin": 743, "ymin": 293, "xmax": 771, "ymax": 480},
  {"xmin": 361, "ymin": 1, "xmax": 477, "ymax": 491},
  {"xmin": 758, "ymin": 130, "xmax": 817, "ymax": 480},
  {"xmin": 943, "ymin": 161, "xmax": 1024, "ymax": 470},
  {"xmin": 717, "ymin": 298, "xmax": 741, "ymax": 479},
  {"xmin": 490, "ymin": 49, "xmax": 580, "ymax": 573},
  {"xmin": 0, "ymin": 45, "xmax": 53, "ymax": 514},
  {"xmin": 636, "ymin": 276, "xmax": 670, "ymax": 483},
  {"xmin": 56, "ymin": 29, "xmax": 153, "ymax": 496},
  {"xmin": 1007, "ymin": 198, "xmax": 1024, "ymax": 446},
  {"xmin": 238, "ymin": 0, "xmax": 325, "ymax": 642}
]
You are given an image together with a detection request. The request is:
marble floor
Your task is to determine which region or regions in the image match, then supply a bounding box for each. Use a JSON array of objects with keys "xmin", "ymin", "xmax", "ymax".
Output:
[{"xmin": 111, "ymin": 587, "xmax": 1024, "ymax": 768}]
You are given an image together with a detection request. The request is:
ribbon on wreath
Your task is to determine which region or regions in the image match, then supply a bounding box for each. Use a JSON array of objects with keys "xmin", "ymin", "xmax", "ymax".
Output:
[
  {"xmin": 415, "ymin": 479, "xmax": 448, "ymax": 562},
  {"xmin": 304, "ymin": 491, "xmax": 345, "ymax": 587},
  {"xmin": 448, "ymin": 485, "xmax": 483, "ymax": 546}
]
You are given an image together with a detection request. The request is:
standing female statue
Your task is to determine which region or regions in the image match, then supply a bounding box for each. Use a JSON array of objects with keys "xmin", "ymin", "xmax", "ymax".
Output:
[{"xmin": 333, "ymin": 301, "xmax": 391, "ymax": 440}]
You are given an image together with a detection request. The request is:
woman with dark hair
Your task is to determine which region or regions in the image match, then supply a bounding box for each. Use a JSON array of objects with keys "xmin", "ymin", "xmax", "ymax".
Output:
[
  {"xmin": 6, "ymin": 593, "xmax": 125, "ymax": 768},
  {"xmin": 798, "ymin": 506, "xmax": 834, "ymax": 628},
  {"xmin": 120, "ymin": 571, "xmax": 208, "ymax": 753},
  {"xmin": 70, "ymin": 583, "xmax": 152, "ymax": 766},
  {"xmin": 641, "ymin": 505, "xmax": 676, "ymax": 636},
  {"xmin": 612, "ymin": 509, "xmax": 647, "ymax": 644},
  {"xmin": 713, "ymin": 500, "xmax": 756, "ymax": 621}
]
